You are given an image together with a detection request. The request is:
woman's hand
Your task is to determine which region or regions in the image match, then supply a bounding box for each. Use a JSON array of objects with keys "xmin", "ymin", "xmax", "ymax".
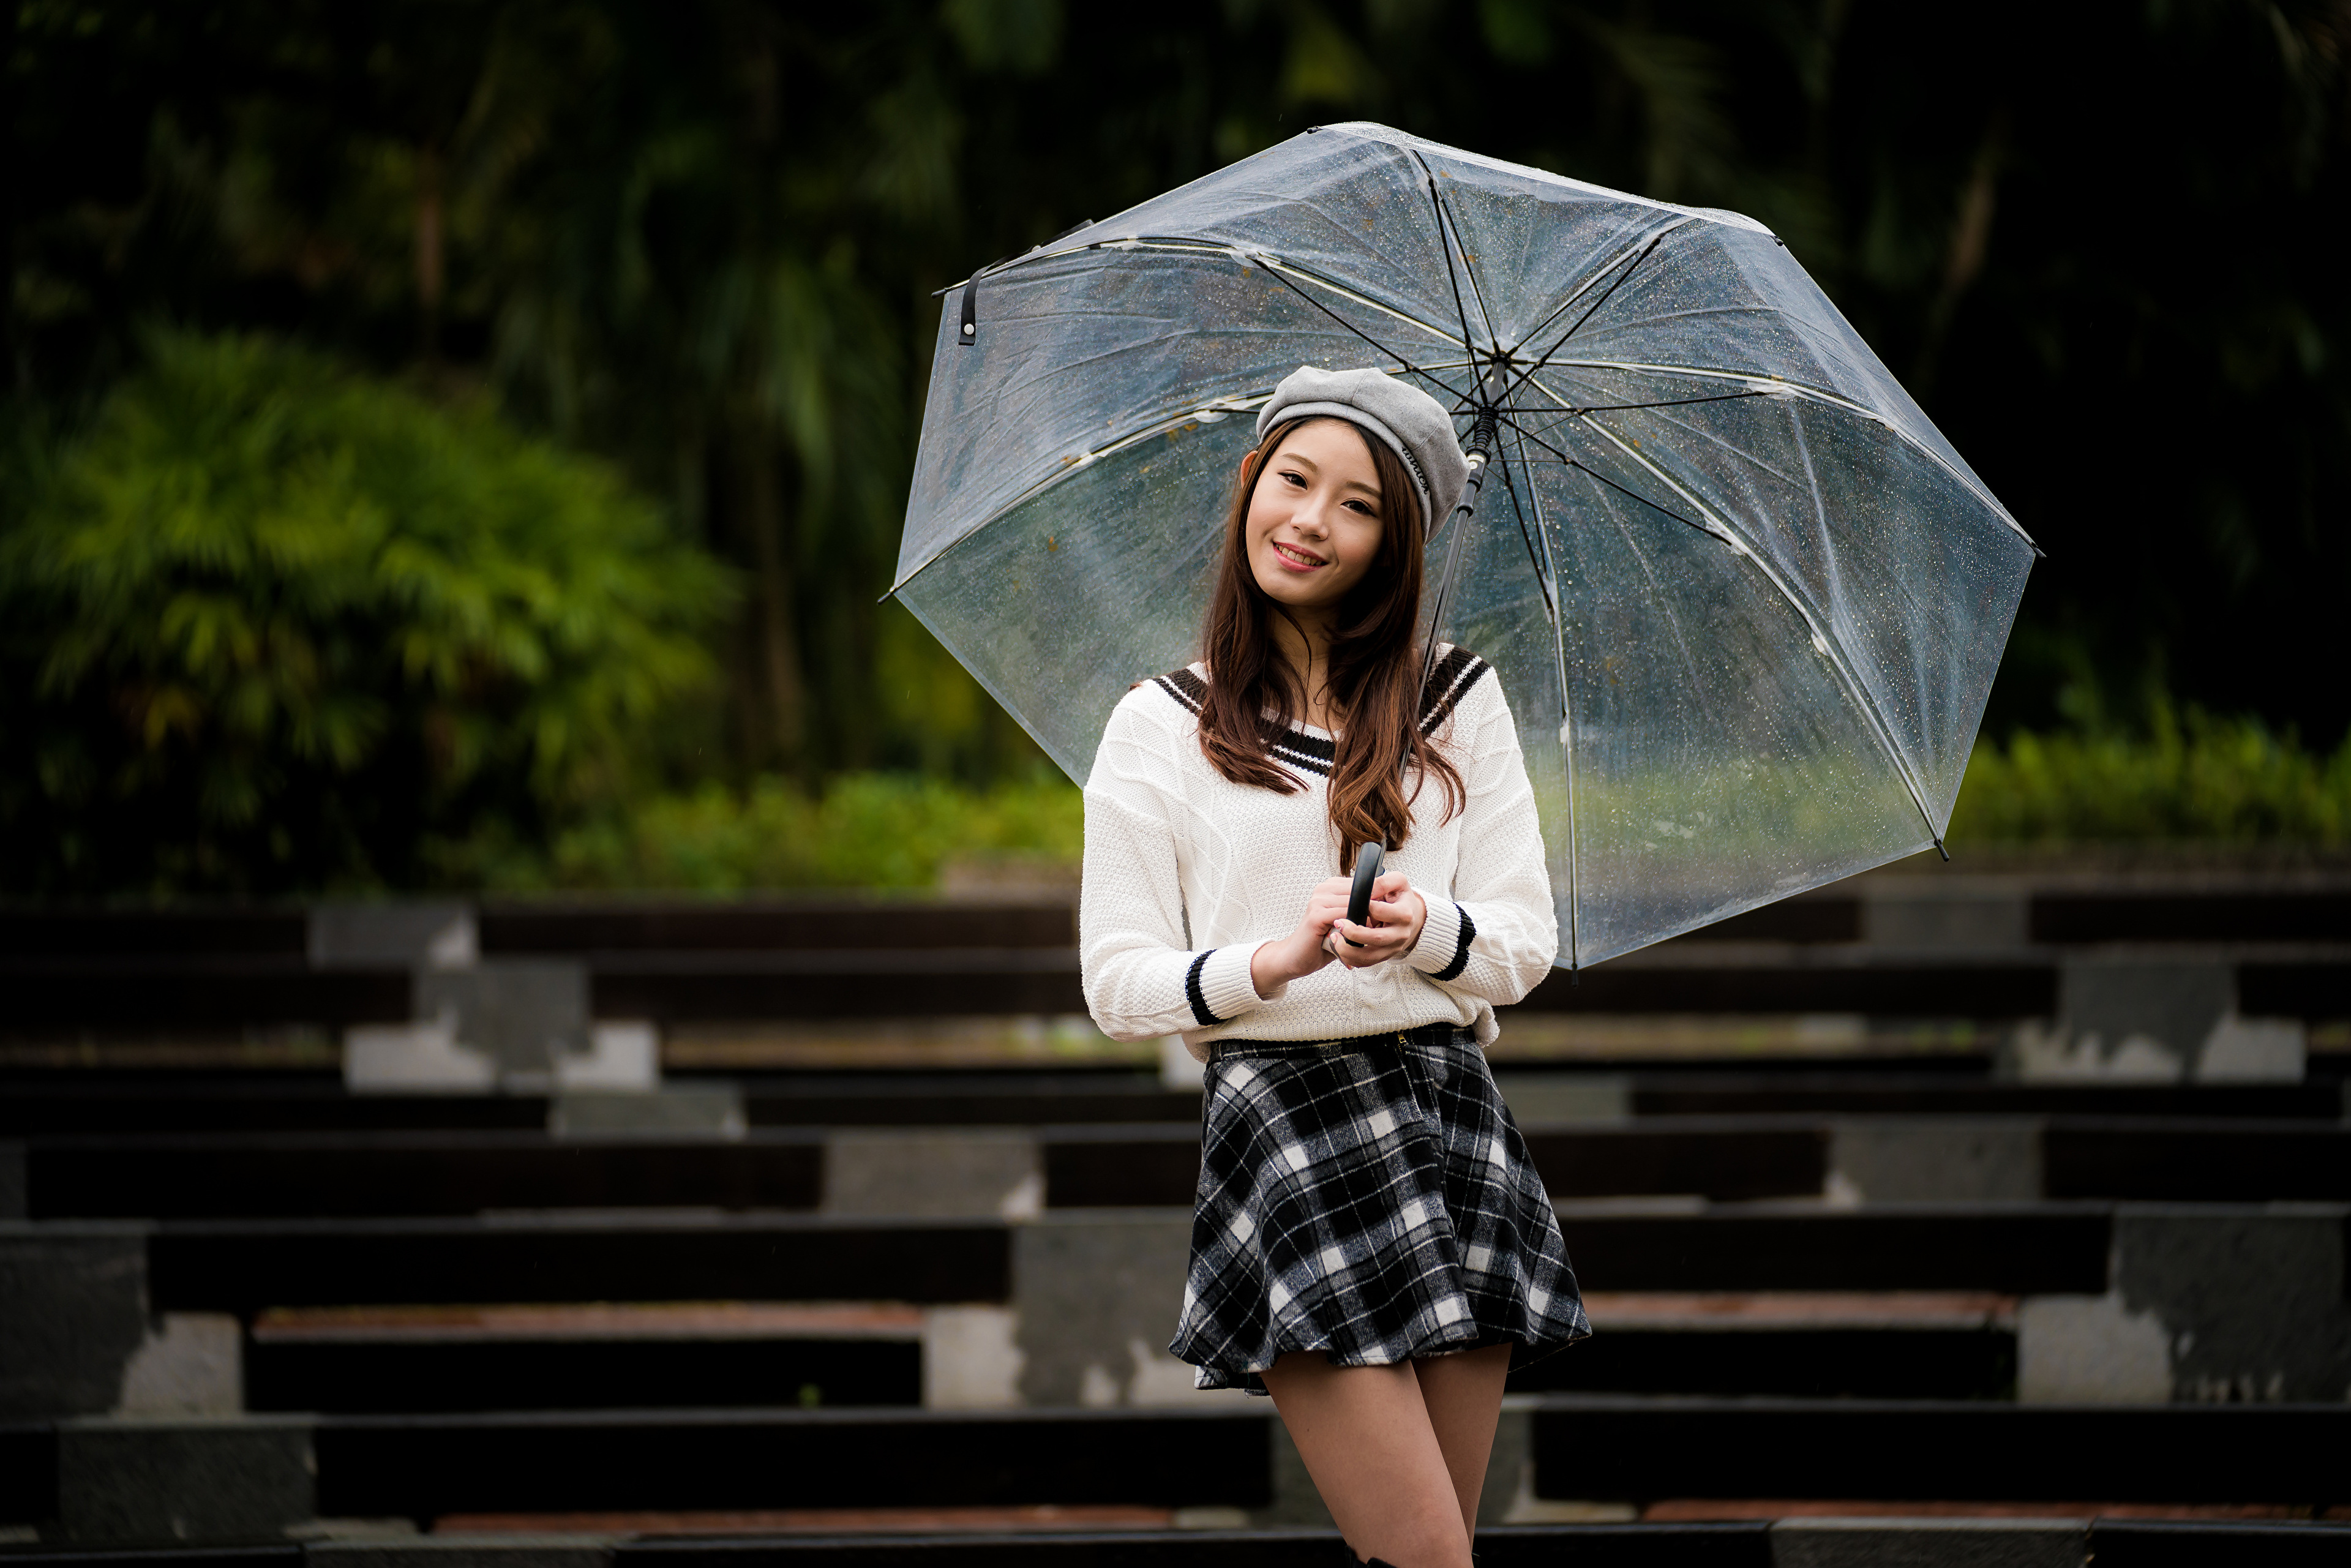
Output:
[
  {"xmin": 1250, "ymin": 872, "xmax": 1428, "ymax": 997},
  {"xmin": 1329, "ymin": 871, "xmax": 1426, "ymax": 970},
  {"xmin": 1251, "ymin": 876, "xmax": 1352, "ymax": 997}
]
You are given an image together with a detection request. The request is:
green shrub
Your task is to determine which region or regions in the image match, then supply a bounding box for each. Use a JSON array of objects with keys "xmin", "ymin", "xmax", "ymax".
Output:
[
  {"xmin": 0, "ymin": 329, "xmax": 735, "ymax": 895},
  {"xmin": 1951, "ymin": 707, "xmax": 2351, "ymax": 846},
  {"xmin": 535, "ymin": 771, "xmax": 1084, "ymax": 891}
]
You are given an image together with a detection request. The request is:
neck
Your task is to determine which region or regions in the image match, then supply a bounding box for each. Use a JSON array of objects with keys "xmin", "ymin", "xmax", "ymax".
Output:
[{"xmin": 1269, "ymin": 604, "xmax": 1338, "ymax": 729}]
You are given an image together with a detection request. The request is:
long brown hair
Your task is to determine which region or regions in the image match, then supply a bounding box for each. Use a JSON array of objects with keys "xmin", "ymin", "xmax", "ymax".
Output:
[{"xmin": 1196, "ymin": 417, "xmax": 1466, "ymax": 869}]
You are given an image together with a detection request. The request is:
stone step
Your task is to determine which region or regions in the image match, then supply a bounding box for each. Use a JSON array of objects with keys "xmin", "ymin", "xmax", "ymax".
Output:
[
  {"xmin": 9, "ymin": 945, "xmax": 2345, "ymax": 1032},
  {"xmin": 7, "ymin": 1067, "xmax": 2340, "ymax": 1142},
  {"xmin": 245, "ymin": 1304, "xmax": 928, "ymax": 1413},
  {"xmin": 1524, "ymin": 1396, "xmax": 2350, "ymax": 1510},
  {"xmin": 5, "ymin": 1518, "xmax": 2350, "ymax": 1568},
  {"xmin": 18, "ymin": 1117, "xmax": 2341, "ymax": 1223},
  {"xmin": 4, "ymin": 1405, "xmax": 2346, "ymax": 1545},
  {"xmin": 122, "ymin": 1206, "xmax": 2131, "ymax": 1319},
  {"xmin": 234, "ymin": 1294, "xmax": 2017, "ymax": 1412}
]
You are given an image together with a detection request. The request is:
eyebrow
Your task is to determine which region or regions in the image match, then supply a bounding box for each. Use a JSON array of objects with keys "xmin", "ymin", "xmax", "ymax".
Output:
[{"xmin": 1272, "ymin": 448, "xmax": 1382, "ymax": 501}]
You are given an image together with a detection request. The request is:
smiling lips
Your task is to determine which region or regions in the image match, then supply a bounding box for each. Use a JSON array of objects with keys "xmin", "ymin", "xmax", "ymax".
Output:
[{"xmin": 1270, "ymin": 540, "xmax": 1328, "ymax": 571}]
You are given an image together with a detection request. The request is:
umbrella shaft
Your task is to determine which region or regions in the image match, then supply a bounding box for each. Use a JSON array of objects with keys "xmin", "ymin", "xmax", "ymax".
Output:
[{"xmin": 1416, "ymin": 411, "xmax": 1499, "ymax": 714}]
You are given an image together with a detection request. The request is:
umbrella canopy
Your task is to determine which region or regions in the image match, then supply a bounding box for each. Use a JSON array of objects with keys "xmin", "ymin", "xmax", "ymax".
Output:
[{"xmin": 890, "ymin": 122, "xmax": 2036, "ymax": 970}]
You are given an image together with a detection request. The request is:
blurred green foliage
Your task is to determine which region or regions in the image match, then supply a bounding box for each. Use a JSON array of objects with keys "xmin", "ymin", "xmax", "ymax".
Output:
[
  {"xmin": 1951, "ymin": 708, "xmax": 2351, "ymax": 847},
  {"xmin": 0, "ymin": 328, "xmax": 732, "ymax": 894},
  {"xmin": 531, "ymin": 770, "xmax": 1082, "ymax": 891},
  {"xmin": 4, "ymin": 1, "xmax": 2347, "ymax": 892}
]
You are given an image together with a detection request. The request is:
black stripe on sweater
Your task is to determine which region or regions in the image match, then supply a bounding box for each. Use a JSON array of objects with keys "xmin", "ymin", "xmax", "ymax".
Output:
[
  {"xmin": 1434, "ymin": 903, "xmax": 1476, "ymax": 981},
  {"xmin": 1148, "ymin": 650, "xmax": 1490, "ymax": 771},
  {"xmin": 1184, "ymin": 950, "xmax": 1221, "ymax": 1027}
]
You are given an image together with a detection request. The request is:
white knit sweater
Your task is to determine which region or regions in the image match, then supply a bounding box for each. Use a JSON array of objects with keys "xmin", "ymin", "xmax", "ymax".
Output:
[{"xmin": 1080, "ymin": 647, "xmax": 1559, "ymax": 1059}]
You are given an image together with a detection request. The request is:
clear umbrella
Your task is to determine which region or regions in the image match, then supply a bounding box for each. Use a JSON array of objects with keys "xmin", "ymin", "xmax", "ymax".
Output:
[{"xmin": 889, "ymin": 122, "xmax": 2036, "ymax": 970}]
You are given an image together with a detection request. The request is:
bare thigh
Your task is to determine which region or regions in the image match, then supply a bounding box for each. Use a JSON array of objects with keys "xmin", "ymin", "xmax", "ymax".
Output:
[
  {"xmin": 1411, "ymin": 1343, "xmax": 1515, "ymax": 1534},
  {"xmin": 1261, "ymin": 1343, "xmax": 1512, "ymax": 1567}
]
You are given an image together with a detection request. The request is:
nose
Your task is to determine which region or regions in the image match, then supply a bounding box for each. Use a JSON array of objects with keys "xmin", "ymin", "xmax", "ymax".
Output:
[{"xmin": 1293, "ymin": 490, "xmax": 1335, "ymax": 536}]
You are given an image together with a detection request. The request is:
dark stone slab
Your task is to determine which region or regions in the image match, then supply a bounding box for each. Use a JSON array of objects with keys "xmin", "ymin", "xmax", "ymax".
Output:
[
  {"xmin": 1040, "ymin": 1121, "xmax": 1832, "ymax": 1208},
  {"xmin": 0, "ymin": 1550, "xmax": 300, "ymax": 1568},
  {"xmin": 481, "ymin": 901, "xmax": 1076, "ymax": 953},
  {"xmin": 2115, "ymin": 1206, "xmax": 2351, "ymax": 1404},
  {"xmin": 2086, "ymin": 1519, "xmax": 2351, "ymax": 1567},
  {"xmin": 1518, "ymin": 953, "xmax": 2059, "ymax": 1017},
  {"xmin": 1510, "ymin": 1326, "xmax": 2016, "ymax": 1400},
  {"xmin": 247, "ymin": 1335, "xmax": 921, "ymax": 1413},
  {"xmin": 1529, "ymin": 1397, "xmax": 2351, "ymax": 1504},
  {"xmin": 749, "ymin": 1089, "xmax": 1202, "ymax": 1129},
  {"xmin": 587, "ymin": 951, "xmax": 1087, "ymax": 1022},
  {"xmin": 148, "ymin": 1215, "xmax": 1010, "ymax": 1313},
  {"xmin": 309, "ymin": 1543, "xmax": 614, "ymax": 1568},
  {"xmin": 1520, "ymin": 1121, "xmax": 1828, "ymax": 1202},
  {"xmin": 413, "ymin": 964, "xmax": 589, "ymax": 1077},
  {"xmin": 313, "ymin": 1407, "xmax": 1271, "ymax": 1517},
  {"xmin": 0, "ymin": 961, "xmax": 407, "ymax": 1032},
  {"xmin": 0, "ymin": 1421, "xmax": 59, "ymax": 1525},
  {"xmin": 0, "ymin": 1225, "xmax": 150, "ymax": 1419},
  {"xmin": 2240, "ymin": 961, "xmax": 2351, "ymax": 1019},
  {"xmin": 1628, "ymin": 1078, "xmax": 2342, "ymax": 1118},
  {"xmin": 28, "ymin": 1133, "xmax": 824, "ymax": 1220},
  {"xmin": 613, "ymin": 1524, "xmax": 1774, "ymax": 1568},
  {"xmin": 0, "ymin": 912, "xmax": 306, "ymax": 958},
  {"xmin": 0, "ymin": 1087, "xmax": 549, "ymax": 1138},
  {"xmin": 2034, "ymin": 890, "xmax": 2351, "ymax": 945},
  {"xmin": 1552, "ymin": 1206, "xmax": 2110, "ymax": 1294},
  {"xmin": 56, "ymin": 1415, "xmax": 313, "ymax": 1544},
  {"xmin": 2044, "ymin": 1121, "xmax": 2351, "ymax": 1201}
]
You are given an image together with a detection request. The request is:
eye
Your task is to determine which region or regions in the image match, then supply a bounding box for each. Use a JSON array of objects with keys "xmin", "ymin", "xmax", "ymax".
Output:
[
  {"xmin": 1278, "ymin": 469, "xmax": 1307, "ymax": 487},
  {"xmin": 1344, "ymin": 498, "xmax": 1376, "ymax": 515}
]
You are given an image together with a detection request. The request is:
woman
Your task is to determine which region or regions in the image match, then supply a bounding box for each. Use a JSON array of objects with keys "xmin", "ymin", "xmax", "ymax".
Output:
[{"xmin": 1080, "ymin": 365, "xmax": 1589, "ymax": 1568}]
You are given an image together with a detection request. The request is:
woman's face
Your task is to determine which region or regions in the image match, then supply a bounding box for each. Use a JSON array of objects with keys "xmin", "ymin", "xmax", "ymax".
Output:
[{"xmin": 1243, "ymin": 418, "xmax": 1388, "ymax": 617}]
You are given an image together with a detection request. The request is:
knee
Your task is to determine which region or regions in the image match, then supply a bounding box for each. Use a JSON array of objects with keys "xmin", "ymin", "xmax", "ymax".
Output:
[{"xmin": 1352, "ymin": 1520, "xmax": 1474, "ymax": 1568}]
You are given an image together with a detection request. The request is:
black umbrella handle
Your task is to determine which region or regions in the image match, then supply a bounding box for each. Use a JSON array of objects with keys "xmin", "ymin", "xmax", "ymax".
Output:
[{"xmin": 1342, "ymin": 840, "xmax": 1385, "ymax": 948}]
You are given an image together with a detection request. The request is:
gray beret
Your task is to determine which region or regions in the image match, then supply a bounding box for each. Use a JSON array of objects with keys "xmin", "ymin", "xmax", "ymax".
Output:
[{"xmin": 1255, "ymin": 366, "xmax": 1468, "ymax": 537}]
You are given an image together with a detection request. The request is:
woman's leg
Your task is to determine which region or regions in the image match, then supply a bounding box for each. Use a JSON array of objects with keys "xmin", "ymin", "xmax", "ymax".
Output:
[
  {"xmin": 1260, "ymin": 1352, "xmax": 1474, "ymax": 1568},
  {"xmin": 1410, "ymin": 1343, "xmax": 1515, "ymax": 1536}
]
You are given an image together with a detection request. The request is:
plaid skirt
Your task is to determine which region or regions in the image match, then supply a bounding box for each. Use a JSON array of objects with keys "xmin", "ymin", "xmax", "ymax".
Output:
[{"xmin": 1169, "ymin": 1021, "xmax": 1591, "ymax": 1394}]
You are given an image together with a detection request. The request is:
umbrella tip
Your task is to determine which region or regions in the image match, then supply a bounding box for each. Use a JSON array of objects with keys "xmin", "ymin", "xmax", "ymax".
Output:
[{"xmin": 1933, "ymin": 838, "xmax": 1951, "ymax": 863}]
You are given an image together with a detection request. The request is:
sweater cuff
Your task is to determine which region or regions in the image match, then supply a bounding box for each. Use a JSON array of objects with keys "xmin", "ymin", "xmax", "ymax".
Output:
[
  {"xmin": 1189, "ymin": 944, "xmax": 1275, "ymax": 1026},
  {"xmin": 1408, "ymin": 896, "xmax": 1475, "ymax": 981}
]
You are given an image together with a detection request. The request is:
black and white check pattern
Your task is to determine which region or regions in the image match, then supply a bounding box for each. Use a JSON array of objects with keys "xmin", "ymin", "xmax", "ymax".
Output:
[{"xmin": 1169, "ymin": 1023, "xmax": 1590, "ymax": 1394}]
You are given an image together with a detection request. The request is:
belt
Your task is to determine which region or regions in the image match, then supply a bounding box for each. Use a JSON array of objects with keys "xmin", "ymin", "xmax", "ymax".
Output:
[{"xmin": 1205, "ymin": 1020, "xmax": 1460, "ymax": 1063}]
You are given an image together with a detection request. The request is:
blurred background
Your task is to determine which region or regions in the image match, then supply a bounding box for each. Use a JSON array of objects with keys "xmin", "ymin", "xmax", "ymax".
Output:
[
  {"xmin": 5, "ymin": 3, "xmax": 2350, "ymax": 1553},
  {"xmin": 5, "ymin": 0, "xmax": 2347, "ymax": 901}
]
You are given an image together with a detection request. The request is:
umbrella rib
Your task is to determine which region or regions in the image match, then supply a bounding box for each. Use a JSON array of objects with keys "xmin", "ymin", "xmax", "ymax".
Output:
[
  {"xmin": 1489, "ymin": 427, "xmax": 1580, "ymax": 970},
  {"xmin": 1249, "ymin": 260, "xmax": 1472, "ymax": 403},
  {"xmin": 1510, "ymin": 389, "xmax": 1779, "ymax": 416},
  {"xmin": 1409, "ymin": 153, "xmax": 1487, "ymax": 361},
  {"xmin": 972, "ymin": 233, "xmax": 1477, "ymax": 377},
  {"xmin": 1536, "ymin": 359, "xmax": 2035, "ymax": 549},
  {"xmin": 1501, "ymin": 216, "xmax": 1696, "ymax": 364},
  {"xmin": 1408, "ymin": 151, "xmax": 1503, "ymax": 364},
  {"xmin": 1567, "ymin": 415, "xmax": 1948, "ymax": 851},
  {"xmin": 1488, "ymin": 426, "xmax": 1561, "ymax": 624}
]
